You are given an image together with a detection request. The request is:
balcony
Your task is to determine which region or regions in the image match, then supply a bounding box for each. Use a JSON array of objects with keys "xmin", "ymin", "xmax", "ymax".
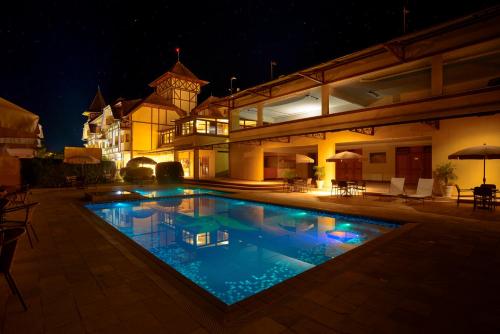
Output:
[{"xmin": 174, "ymin": 117, "xmax": 229, "ymax": 138}]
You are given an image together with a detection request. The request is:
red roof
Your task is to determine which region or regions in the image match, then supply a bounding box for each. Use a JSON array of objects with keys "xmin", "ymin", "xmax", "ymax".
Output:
[
  {"xmin": 191, "ymin": 96, "xmax": 225, "ymax": 117},
  {"xmin": 149, "ymin": 61, "xmax": 208, "ymax": 88},
  {"xmin": 112, "ymin": 93, "xmax": 186, "ymax": 118}
]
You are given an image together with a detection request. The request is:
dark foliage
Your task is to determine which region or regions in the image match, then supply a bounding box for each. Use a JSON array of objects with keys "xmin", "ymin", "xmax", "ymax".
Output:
[
  {"xmin": 20, "ymin": 158, "xmax": 116, "ymax": 187},
  {"xmin": 155, "ymin": 161, "xmax": 184, "ymax": 184},
  {"xmin": 123, "ymin": 167, "xmax": 154, "ymax": 183}
]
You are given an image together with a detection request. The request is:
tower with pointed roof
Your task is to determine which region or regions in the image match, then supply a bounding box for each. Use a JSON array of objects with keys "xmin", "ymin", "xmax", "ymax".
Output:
[
  {"xmin": 82, "ymin": 87, "xmax": 106, "ymax": 121},
  {"xmin": 149, "ymin": 61, "xmax": 208, "ymax": 115}
]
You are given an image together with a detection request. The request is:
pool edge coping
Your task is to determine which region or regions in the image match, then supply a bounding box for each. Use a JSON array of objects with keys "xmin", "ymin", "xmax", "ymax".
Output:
[{"xmin": 76, "ymin": 194, "xmax": 418, "ymax": 325}]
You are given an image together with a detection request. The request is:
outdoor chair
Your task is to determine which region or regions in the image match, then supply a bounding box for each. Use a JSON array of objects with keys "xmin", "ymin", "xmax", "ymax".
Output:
[
  {"xmin": 282, "ymin": 179, "xmax": 292, "ymax": 192},
  {"xmin": 369, "ymin": 177, "xmax": 405, "ymax": 198},
  {"xmin": 306, "ymin": 178, "xmax": 313, "ymax": 192},
  {"xmin": 402, "ymin": 178, "xmax": 434, "ymax": 204},
  {"xmin": 0, "ymin": 227, "xmax": 28, "ymax": 310},
  {"xmin": 473, "ymin": 186, "xmax": 495, "ymax": 211},
  {"xmin": 1, "ymin": 202, "xmax": 39, "ymax": 248},
  {"xmin": 337, "ymin": 180, "xmax": 350, "ymax": 197},
  {"xmin": 455, "ymin": 184, "xmax": 474, "ymax": 207},
  {"xmin": 330, "ymin": 179, "xmax": 339, "ymax": 196},
  {"xmin": 355, "ymin": 181, "xmax": 367, "ymax": 198},
  {"xmin": 5, "ymin": 184, "xmax": 31, "ymax": 208}
]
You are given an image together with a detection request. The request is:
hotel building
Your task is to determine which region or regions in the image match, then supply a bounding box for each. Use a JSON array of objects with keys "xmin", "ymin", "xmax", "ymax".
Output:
[{"xmin": 83, "ymin": 6, "xmax": 500, "ymax": 189}]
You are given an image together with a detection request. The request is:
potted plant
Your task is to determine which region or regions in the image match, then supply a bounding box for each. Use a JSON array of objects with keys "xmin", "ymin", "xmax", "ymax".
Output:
[
  {"xmin": 282, "ymin": 170, "xmax": 297, "ymax": 184},
  {"xmin": 434, "ymin": 162, "xmax": 457, "ymax": 198},
  {"xmin": 313, "ymin": 166, "xmax": 325, "ymax": 189}
]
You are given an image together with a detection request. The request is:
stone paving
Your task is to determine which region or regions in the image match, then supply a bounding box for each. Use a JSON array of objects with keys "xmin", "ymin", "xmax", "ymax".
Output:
[{"xmin": 1, "ymin": 186, "xmax": 500, "ymax": 333}]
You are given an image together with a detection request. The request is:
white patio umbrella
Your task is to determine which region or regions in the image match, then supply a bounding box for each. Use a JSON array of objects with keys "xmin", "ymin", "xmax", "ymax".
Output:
[
  {"xmin": 295, "ymin": 154, "xmax": 314, "ymax": 164},
  {"xmin": 0, "ymin": 97, "xmax": 40, "ymax": 151},
  {"xmin": 64, "ymin": 155, "xmax": 101, "ymax": 184},
  {"xmin": 448, "ymin": 144, "xmax": 500, "ymax": 184},
  {"xmin": 326, "ymin": 151, "xmax": 362, "ymax": 162}
]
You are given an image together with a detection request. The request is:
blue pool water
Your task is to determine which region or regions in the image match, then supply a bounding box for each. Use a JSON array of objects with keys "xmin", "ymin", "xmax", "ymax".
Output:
[
  {"xmin": 86, "ymin": 196, "xmax": 398, "ymax": 305},
  {"xmin": 134, "ymin": 187, "xmax": 227, "ymax": 198}
]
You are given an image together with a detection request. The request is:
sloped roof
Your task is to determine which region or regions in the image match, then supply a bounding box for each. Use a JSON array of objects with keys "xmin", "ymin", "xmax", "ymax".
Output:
[
  {"xmin": 149, "ymin": 61, "xmax": 208, "ymax": 88},
  {"xmin": 111, "ymin": 98, "xmax": 142, "ymax": 119},
  {"xmin": 191, "ymin": 96, "xmax": 225, "ymax": 117},
  {"xmin": 87, "ymin": 87, "xmax": 106, "ymax": 113},
  {"xmin": 111, "ymin": 93, "xmax": 187, "ymax": 118}
]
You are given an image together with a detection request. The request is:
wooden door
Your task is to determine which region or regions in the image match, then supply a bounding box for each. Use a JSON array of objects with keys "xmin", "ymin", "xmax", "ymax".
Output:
[
  {"xmin": 335, "ymin": 149, "xmax": 362, "ymax": 181},
  {"xmin": 396, "ymin": 146, "xmax": 432, "ymax": 184}
]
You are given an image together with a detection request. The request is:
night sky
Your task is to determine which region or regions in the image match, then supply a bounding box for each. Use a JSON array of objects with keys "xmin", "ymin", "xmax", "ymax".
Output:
[{"xmin": 1, "ymin": 1, "xmax": 498, "ymax": 151}]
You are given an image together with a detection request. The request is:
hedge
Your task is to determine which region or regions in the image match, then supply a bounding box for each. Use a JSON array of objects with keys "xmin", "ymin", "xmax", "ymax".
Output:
[
  {"xmin": 20, "ymin": 158, "xmax": 116, "ymax": 188},
  {"xmin": 156, "ymin": 161, "xmax": 184, "ymax": 184},
  {"xmin": 123, "ymin": 167, "xmax": 154, "ymax": 183}
]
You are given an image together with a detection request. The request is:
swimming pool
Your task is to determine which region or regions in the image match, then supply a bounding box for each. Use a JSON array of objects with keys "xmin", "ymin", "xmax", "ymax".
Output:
[
  {"xmin": 86, "ymin": 195, "xmax": 398, "ymax": 305},
  {"xmin": 134, "ymin": 187, "xmax": 227, "ymax": 198}
]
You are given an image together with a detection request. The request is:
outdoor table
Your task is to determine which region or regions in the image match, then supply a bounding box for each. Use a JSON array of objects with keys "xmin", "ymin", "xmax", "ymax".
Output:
[
  {"xmin": 293, "ymin": 179, "xmax": 306, "ymax": 192},
  {"xmin": 337, "ymin": 181, "xmax": 351, "ymax": 197}
]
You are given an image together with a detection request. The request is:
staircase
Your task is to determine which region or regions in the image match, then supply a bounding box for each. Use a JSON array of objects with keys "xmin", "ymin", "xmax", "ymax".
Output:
[{"xmin": 183, "ymin": 178, "xmax": 283, "ymax": 191}]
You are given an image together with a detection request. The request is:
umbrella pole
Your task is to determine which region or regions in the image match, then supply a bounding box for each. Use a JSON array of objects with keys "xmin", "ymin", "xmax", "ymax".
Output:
[{"xmin": 483, "ymin": 157, "xmax": 486, "ymax": 184}]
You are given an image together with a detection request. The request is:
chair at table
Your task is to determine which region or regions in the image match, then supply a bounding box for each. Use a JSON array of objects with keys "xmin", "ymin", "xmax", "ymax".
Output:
[
  {"xmin": 305, "ymin": 178, "xmax": 313, "ymax": 192},
  {"xmin": 282, "ymin": 179, "xmax": 291, "ymax": 192},
  {"xmin": 4, "ymin": 184, "xmax": 31, "ymax": 208},
  {"xmin": 293, "ymin": 178, "xmax": 306, "ymax": 193},
  {"xmin": 330, "ymin": 179, "xmax": 339, "ymax": 196},
  {"xmin": 481, "ymin": 184, "xmax": 497, "ymax": 210},
  {"xmin": 0, "ymin": 227, "xmax": 28, "ymax": 310},
  {"xmin": 1, "ymin": 202, "xmax": 40, "ymax": 248},
  {"xmin": 355, "ymin": 181, "xmax": 367, "ymax": 198},
  {"xmin": 337, "ymin": 180, "xmax": 349, "ymax": 197},
  {"xmin": 473, "ymin": 186, "xmax": 494, "ymax": 211},
  {"xmin": 455, "ymin": 184, "xmax": 474, "ymax": 207}
]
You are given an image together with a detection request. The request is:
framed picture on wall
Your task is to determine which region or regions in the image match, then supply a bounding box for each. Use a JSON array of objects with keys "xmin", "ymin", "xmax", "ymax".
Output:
[{"xmin": 370, "ymin": 152, "xmax": 387, "ymax": 163}]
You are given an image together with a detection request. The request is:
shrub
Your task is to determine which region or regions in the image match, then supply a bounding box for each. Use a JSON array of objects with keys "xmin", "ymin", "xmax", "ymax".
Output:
[
  {"xmin": 20, "ymin": 158, "xmax": 117, "ymax": 187},
  {"xmin": 434, "ymin": 162, "xmax": 457, "ymax": 186},
  {"xmin": 123, "ymin": 167, "xmax": 154, "ymax": 183},
  {"xmin": 156, "ymin": 161, "xmax": 184, "ymax": 184}
]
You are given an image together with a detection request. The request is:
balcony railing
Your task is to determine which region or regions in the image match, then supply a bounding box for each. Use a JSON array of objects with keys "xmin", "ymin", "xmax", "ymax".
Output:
[{"xmin": 174, "ymin": 117, "xmax": 229, "ymax": 137}]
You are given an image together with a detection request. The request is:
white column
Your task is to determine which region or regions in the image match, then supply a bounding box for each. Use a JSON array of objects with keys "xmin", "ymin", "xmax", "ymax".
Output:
[
  {"xmin": 230, "ymin": 109, "xmax": 240, "ymax": 131},
  {"xmin": 257, "ymin": 103, "xmax": 264, "ymax": 126},
  {"xmin": 321, "ymin": 84, "xmax": 330, "ymax": 116}
]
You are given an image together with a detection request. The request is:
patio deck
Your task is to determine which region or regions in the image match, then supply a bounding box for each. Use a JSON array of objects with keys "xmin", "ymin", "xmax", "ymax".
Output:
[{"xmin": 1, "ymin": 185, "xmax": 500, "ymax": 333}]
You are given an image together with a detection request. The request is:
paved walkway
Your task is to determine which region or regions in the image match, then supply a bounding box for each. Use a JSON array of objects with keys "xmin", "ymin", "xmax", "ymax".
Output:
[{"xmin": 1, "ymin": 186, "xmax": 500, "ymax": 333}]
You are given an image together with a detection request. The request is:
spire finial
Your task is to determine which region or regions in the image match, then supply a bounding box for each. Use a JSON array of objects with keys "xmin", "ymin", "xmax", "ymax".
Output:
[{"xmin": 175, "ymin": 47, "xmax": 180, "ymax": 62}]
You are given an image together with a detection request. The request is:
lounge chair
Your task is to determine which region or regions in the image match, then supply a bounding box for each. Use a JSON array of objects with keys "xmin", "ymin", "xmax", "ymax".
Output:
[
  {"xmin": 369, "ymin": 177, "xmax": 405, "ymax": 197},
  {"xmin": 402, "ymin": 178, "xmax": 434, "ymax": 203}
]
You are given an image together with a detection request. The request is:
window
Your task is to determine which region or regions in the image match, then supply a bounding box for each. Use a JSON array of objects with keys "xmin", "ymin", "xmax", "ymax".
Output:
[
  {"xmin": 240, "ymin": 119, "xmax": 257, "ymax": 128},
  {"xmin": 370, "ymin": 152, "xmax": 387, "ymax": 163},
  {"xmin": 179, "ymin": 121, "xmax": 193, "ymax": 135},
  {"xmin": 217, "ymin": 231, "xmax": 229, "ymax": 245},
  {"xmin": 182, "ymin": 230, "xmax": 194, "ymax": 245},
  {"xmin": 200, "ymin": 156, "xmax": 209, "ymax": 177},
  {"xmin": 196, "ymin": 233, "xmax": 210, "ymax": 246},
  {"xmin": 196, "ymin": 120, "xmax": 208, "ymax": 134},
  {"xmin": 160, "ymin": 129, "xmax": 174, "ymax": 145},
  {"xmin": 217, "ymin": 122, "xmax": 228, "ymax": 135}
]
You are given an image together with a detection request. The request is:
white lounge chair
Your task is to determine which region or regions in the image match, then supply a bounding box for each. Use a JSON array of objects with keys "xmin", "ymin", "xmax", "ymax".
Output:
[
  {"xmin": 403, "ymin": 178, "xmax": 434, "ymax": 203},
  {"xmin": 369, "ymin": 177, "xmax": 405, "ymax": 197}
]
